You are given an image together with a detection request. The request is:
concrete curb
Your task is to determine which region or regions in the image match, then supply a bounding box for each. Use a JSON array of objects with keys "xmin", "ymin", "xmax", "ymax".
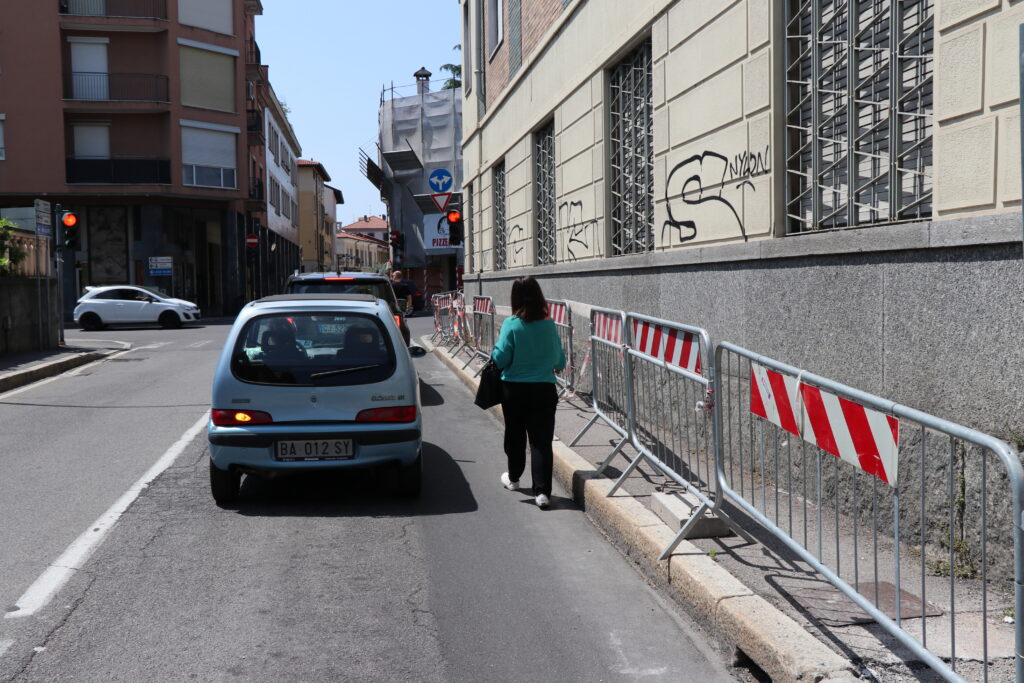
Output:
[
  {"xmin": 0, "ymin": 350, "xmax": 111, "ymax": 393},
  {"xmin": 422, "ymin": 335, "xmax": 857, "ymax": 681}
]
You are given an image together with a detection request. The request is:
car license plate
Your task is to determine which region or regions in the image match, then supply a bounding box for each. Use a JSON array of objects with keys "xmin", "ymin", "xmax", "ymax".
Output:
[{"xmin": 276, "ymin": 439, "xmax": 354, "ymax": 461}]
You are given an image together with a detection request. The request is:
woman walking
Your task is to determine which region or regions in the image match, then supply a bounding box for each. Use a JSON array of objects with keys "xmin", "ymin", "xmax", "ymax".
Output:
[{"xmin": 491, "ymin": 276, "xmax": 566, "ymax": 508}]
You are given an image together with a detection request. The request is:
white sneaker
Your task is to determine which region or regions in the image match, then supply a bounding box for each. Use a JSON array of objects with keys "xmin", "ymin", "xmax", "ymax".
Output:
[
  {"xmin": 535, "ymin": 494, "xmax": 550, "ymax": 508},
  {"xmin": 500, "ymin": 472, "xmax": 519, "ymax": 491}
]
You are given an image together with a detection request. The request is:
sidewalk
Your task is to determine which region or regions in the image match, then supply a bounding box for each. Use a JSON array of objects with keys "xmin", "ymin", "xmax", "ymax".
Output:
[
  {"xmin": 0, "ymin": 336, "xmax": 127, "ymax": 393},
  {"xmin": 423, "ymin": 334, "xmax": 865, "ymax": 682}
]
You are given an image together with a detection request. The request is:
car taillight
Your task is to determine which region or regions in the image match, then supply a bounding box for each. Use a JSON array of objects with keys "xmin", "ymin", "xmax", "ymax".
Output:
[
  {"xmin": 355, "ymin": 406, "xmax": 417, "ymax": 422},
  {"xmin": 211, "ymin": 409, "xmax": 273, "ymax": 426},
  {"xmin": 324, "ymin": 277, "xmax": 355, "ymax": 281},
  {"xmin": 393, "ymin": 314, "xmax": 402, "ymax": 328}
]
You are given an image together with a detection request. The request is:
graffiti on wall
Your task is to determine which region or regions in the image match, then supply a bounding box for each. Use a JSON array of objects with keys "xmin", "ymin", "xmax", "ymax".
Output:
[
  {"xmin": 509, "ymin": 224, "xmax": 526, "ymax": 264},
  {"xmin": 557, "ymin": 200, "xmax": 597, "ymax": 262},
  {"xmin": 662, "ymin": 145, "xmax": 769, "ymax": 245}
]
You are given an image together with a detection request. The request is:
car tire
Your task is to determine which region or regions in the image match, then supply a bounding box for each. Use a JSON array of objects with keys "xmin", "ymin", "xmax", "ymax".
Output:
[
  {"xmin": 209, "ymin": 460, "xmax": 241, "ymax": 505},
  {"xmin": 159, "ymin": 311, "xmax": 182, "ymax": 329},
  {"xmin": 396, "ymin": 451, "xmax": 422, "ymax": 498},
  {"xmin": 80, "ymin": 312, "xmax": 103, "ymax": 331}
]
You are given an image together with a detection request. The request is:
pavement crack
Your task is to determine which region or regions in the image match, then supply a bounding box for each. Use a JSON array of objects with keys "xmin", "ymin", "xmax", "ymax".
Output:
[{"xmin": 11, "ymin": 574, "xmax": 99, "ymax": 680}]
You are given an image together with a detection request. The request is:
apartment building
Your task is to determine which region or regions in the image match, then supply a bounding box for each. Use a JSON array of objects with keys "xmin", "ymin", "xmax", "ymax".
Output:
[
  {"xmin": 335, "ymin": 230, "xmax": 389, "ymax": 273},
  {"xmin": 460, "ymin": 0, "xmax": 1023, "ymax": 437},
  {"xmin": 296, "ymin": 159, "xmax": 342, "ymax": 272},
  {"xmin": 0, "ymin": 0, "xmax": 272, "ymax": 317}
]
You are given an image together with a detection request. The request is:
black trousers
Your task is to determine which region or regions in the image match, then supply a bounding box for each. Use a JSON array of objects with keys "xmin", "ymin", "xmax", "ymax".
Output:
[{"xmin": 501, "ymin": 381, "xmax": 558, "ymax": 496}]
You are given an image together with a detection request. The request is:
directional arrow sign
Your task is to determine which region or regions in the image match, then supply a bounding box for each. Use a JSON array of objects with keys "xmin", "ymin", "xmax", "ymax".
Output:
[{"xmin": 430, "ymin": 192, "xmax": 452, "ymax": 213}]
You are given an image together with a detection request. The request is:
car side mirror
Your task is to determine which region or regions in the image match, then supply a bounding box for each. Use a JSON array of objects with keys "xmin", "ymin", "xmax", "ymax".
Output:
[{"xmin": 408, "ymin": 346, "xmax": 427, "ymax": 358}]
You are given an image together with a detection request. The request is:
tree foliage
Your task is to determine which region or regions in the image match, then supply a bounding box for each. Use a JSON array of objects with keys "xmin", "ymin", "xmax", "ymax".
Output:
[
  {"xmin": 0, "ymin": 217, "xmax": 28, "ymax": 276},
  {"xmin": 440, "ymin": 44, "xmax": 462, "ymax": 90}
]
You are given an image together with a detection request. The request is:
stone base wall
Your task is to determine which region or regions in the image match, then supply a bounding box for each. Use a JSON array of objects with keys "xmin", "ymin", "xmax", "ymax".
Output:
[{"xmin": 0, "ymin": 278, "xmax": 61, "ymax": 354}]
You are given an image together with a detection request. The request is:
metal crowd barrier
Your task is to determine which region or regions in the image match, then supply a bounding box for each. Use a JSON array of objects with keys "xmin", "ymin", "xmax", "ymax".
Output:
[
  {"xmin": 447, "ymin": 291, "xmax": 471, "ymax": 355},
  {"xmin": 569, "ymin": 307, "xmax": 634, "ymax": 472},
  {"xmin": 430, "ymin": 291, "xmax": 456, "ymax": 344},
  {"xmin": 614, "ymin": 313, "xmax": 750, "ymax": 555},
  {"xmin": 462, "ymin": 295, "xmax": 496, "ymax": 373},
  {"xmin": 546, "ymin": 299, "xmax": 575, "ymax": 396},
  {"xmin": 716, "ymin": 342, "xmax": 1024, "ymax": 682}
]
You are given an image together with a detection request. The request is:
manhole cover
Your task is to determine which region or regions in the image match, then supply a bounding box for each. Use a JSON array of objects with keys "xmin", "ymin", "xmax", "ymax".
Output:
[{"xmin": 777, "ymin": 577, "xmax": 942, "ymax": 627}]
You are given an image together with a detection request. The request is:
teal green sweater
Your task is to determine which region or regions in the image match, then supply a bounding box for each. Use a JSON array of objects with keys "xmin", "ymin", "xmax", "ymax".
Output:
[{"xmin": 492, "ymin": 316, "xmax": 567, "ymax": 383}]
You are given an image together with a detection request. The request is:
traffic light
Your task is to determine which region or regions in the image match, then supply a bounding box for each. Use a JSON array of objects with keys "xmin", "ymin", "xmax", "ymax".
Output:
[
  {"xmin": 389, "ymin": 230, "xmax": 403, "ymax": 252},
  {"xmin": 446, "ymin": 209, "xmax": 463, "ymax": 246},
  {"xmin": 56, "ymin": 204, "xmax": 80, "ymax": 250}
]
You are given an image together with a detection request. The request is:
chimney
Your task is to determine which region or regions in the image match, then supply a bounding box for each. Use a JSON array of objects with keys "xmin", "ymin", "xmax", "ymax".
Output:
[{"xmin": 414, "ymin": 66, "xmax": 432, "ymax": 95}]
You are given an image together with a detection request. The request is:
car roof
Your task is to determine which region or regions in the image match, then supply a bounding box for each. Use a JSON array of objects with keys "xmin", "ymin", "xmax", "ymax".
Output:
[
  {"xmin": 254, "ymin": 293, "xmax": 378, "ymax": 305},
  {"xmin": 286, "ymin": 272, "xmax": 388, "ymax": 281}
]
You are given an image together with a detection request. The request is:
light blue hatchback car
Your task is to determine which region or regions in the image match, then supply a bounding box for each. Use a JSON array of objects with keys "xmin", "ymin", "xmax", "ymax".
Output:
[{"xmin": 207, "ymin": 294, "xmax": 426, "ymax": 504}]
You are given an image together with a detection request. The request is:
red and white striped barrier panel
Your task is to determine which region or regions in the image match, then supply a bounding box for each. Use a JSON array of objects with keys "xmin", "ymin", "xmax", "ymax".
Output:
[
  {"xmin": 473, "ymin": 296, "xmax": 493, "ymax": 314},
  {"xmin": 593, "ymin": 310, "xmax": 623, "ymax": 344},
  {"xmin": 630, "ymin": 319, "xmax": 702, "ymax": 375},
  {"xmin": 749, "ymin": 361, "xmax": 900, "ymax": 486},
  {"xmin": 548, "ymin": 300, "xmax": 568, "ymax": 325}
]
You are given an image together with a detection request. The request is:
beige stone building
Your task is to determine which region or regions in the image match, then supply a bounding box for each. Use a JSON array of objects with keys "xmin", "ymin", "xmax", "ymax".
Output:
[
  {"xmin": 460, "ymin": 0, "xmax": 1023, "ymax": 435},
  {"xmin": 297, "ymin": 159, "xmax": 342, "ymax": 272}
]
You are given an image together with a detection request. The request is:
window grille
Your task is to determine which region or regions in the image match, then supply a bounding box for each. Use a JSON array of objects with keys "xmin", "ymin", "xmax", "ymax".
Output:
[
  {"xmin": 785, "ymin": 0, "xmax": 933, "ymax": 233},
  {"xmin": 493, "ymin": 162, "xmax": 507, "ymax": 270},
  {"xmin": 608, "ymin": 39, "xmax": 653, "ymax": 255},
  {"xmin": 534, "ymin": 120, "xmax": 557, "ymax": 265}
]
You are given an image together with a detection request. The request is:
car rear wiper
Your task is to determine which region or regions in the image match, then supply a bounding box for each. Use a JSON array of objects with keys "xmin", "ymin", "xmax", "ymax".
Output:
[{"xmin": 310, "ymin": 364, "xmax": 382, "ymax": 379}]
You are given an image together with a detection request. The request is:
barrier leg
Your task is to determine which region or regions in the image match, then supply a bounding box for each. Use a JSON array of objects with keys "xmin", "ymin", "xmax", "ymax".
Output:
[
  {"xmin": 607, "ymin": 449, "xmax": 654, "ymax": 496},
  {"xmin": 594, "ymin": 434, "xmax": 630, "ymax": 475},
  {"xmin": 461, "ymin": 353, "xmax": 476, "ymax": 370},
  {"xmin": 570, "ymin": 414, "xmax": 600, "ymax": 446}
]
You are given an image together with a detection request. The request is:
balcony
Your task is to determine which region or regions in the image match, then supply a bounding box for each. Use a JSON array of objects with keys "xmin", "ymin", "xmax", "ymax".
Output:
[
  {"xmin": 66, "ymin": 156, "xmax": 170, "ymax": 184},
  {"xmin": 65, "ymin": 72, "xmax": 169, "ymax": 102},
  {"xmin": 246, "ymin": 178, "xmax": 265, "ymax": 210},
  {"xmin": 246, "ymin": 39, "xmax": 266, "ymax": 82},
  {"xmin": 59, "ymin": 0, "xmax": 167, "ymax": 19},
  {"xmin": 246, "ymin": 109, "xmax": 265, "ymax": 145}
]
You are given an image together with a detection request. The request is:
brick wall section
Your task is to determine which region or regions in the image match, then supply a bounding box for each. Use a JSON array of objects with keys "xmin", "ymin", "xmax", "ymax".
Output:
[
  {"xmin": 484, "ymin": 0, "xmax": 510, "ymax": 112},
  {"xmin": 521, "ymin": 0, "xmax": 563, "ymax": 64}
]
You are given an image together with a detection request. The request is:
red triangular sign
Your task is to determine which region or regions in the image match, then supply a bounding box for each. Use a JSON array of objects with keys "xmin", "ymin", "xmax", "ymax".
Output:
[{"xmin": 430, "ymin": 193, "xmax": 452, "ymax": 213}]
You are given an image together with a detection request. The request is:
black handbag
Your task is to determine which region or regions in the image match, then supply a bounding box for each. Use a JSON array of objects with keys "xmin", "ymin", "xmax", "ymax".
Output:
[{"xmin": 474, "ymin": 359, "xmax": 503, "ymax": 409}]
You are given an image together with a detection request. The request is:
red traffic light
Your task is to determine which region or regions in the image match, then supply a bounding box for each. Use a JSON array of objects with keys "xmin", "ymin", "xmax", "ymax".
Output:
[
  {"xmin": 61, "ymin": 211, "xmax": 78, "ymax": 228},
  {"xmin": 446, "ymin": 209, "xmax": 462, "ymax": 223}
]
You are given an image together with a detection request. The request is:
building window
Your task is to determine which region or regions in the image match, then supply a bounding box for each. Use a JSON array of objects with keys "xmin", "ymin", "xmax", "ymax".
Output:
[
  {"xmin": 493, "ymin": 161, "xmax": 507, "ymax": 270},
  {"xmin": 785, "ymin": 0, "xmax": 933, "ymax": 233},
  {"xmin": 179, "ymin": 44, "xmax": 237, "ymax": 113},
  {"xmin": 466, "ymin": 181, "xmax": 474, "ymax": 270},
  {"xmin": 487, "ymin": 0, "xmax": 503, "ymax": 59},
  {"xmin": 608, "ymin": 38, "xmax": 653, "ymax": 256},
  {"xmin": 534, "ymin": 120, "xmax": 556, "ymax": 265},
  {"xmin": 182, "ymin": 123, "xmax": 237, "ymax": 189},
  {"xmin": 0, "ymin": 116, "xmax": 5, "ymax": 160}
]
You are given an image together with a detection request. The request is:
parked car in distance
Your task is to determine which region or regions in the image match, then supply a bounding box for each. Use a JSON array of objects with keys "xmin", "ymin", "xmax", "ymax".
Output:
[
  {"xmin": 73, "ymin": 285, "xmax": 201, "ymax": 330},
  {"xmin": 207, "ymin": 293, "xmax": 428, "ymax": 504},
  {"xmin": 283, "ymin": 271, "xmax": 411, "ymax": 344}
]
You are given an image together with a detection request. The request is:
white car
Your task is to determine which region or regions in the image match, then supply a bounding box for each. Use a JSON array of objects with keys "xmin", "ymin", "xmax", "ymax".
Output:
[{"xmin": 74, "ymin": 285, "xmax": 201, "ymax": 330}]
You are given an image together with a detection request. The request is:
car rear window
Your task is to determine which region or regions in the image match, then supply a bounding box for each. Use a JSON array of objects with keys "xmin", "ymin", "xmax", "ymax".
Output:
[
  {"xmin": 286, "ymin": 279, "xmax": 397, "ymax": 306},
  {"xmin": 231, "ymin": 312, "xmax": 396, "ymax": 386}
]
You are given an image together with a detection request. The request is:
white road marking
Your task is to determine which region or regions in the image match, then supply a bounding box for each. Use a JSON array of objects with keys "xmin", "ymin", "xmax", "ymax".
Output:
[
  {"xmin": 5, "ymin": 412, "xmax": 210, "ymax": 619},
  {"xmin": 0, "ymin": 346, "xmax": 139, "ymax": 400},
  {"xmin": 186, "ymin": 340, "xmax": 213, "ymax": 348},
  {"xmin": 138, "ymin": 342, "xmax": 170, "ymax": 350}
]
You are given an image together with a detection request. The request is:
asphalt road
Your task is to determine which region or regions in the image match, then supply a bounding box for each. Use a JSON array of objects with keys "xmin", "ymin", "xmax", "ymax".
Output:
[{"xmin": 0, "ymin": 314, "xmax": 736, "ymax": 681}]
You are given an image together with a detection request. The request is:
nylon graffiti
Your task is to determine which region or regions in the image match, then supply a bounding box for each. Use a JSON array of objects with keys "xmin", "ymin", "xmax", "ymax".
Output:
[
  {"xmin": 557, "ymin": 200, "xmax": 596, "ymax": 262},
  {"xmin": 662, "ymin": 145, "xmax": 769, "ymax": 245}
]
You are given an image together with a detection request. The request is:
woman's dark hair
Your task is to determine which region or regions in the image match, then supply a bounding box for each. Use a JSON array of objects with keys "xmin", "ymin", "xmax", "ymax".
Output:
[{"xmin": 510, "ymin": 276, "xmax": 549, "ymax": 323}]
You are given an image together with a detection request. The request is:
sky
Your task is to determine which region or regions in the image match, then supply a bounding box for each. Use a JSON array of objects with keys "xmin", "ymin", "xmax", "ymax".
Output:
[{"xmin": 256, "ymin": 1, "xmax": 462, "ymax": 226}]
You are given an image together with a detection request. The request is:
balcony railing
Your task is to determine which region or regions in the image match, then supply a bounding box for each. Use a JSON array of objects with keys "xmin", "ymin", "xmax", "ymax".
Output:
[
  {"xmin": 246, "ymin": 39, "xmax": 261, "ymax": 65},
  {"xmin": 66, "ymin": 156, "xmax": 170, "ymax": 184},
  {"xmin": 65, "ymin": 72, "xmax": 169, "ymax": 102},
  {"xmin": 59, "ymin": 0, "xmax": 167, "ymax": 19},
  {"xmin": 247, "ymin": 109, "xmax": 263, "ymax": 133},
  {"xmin": 249, "ymin": 179, "xmax": 264, "ymax": 201}
]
